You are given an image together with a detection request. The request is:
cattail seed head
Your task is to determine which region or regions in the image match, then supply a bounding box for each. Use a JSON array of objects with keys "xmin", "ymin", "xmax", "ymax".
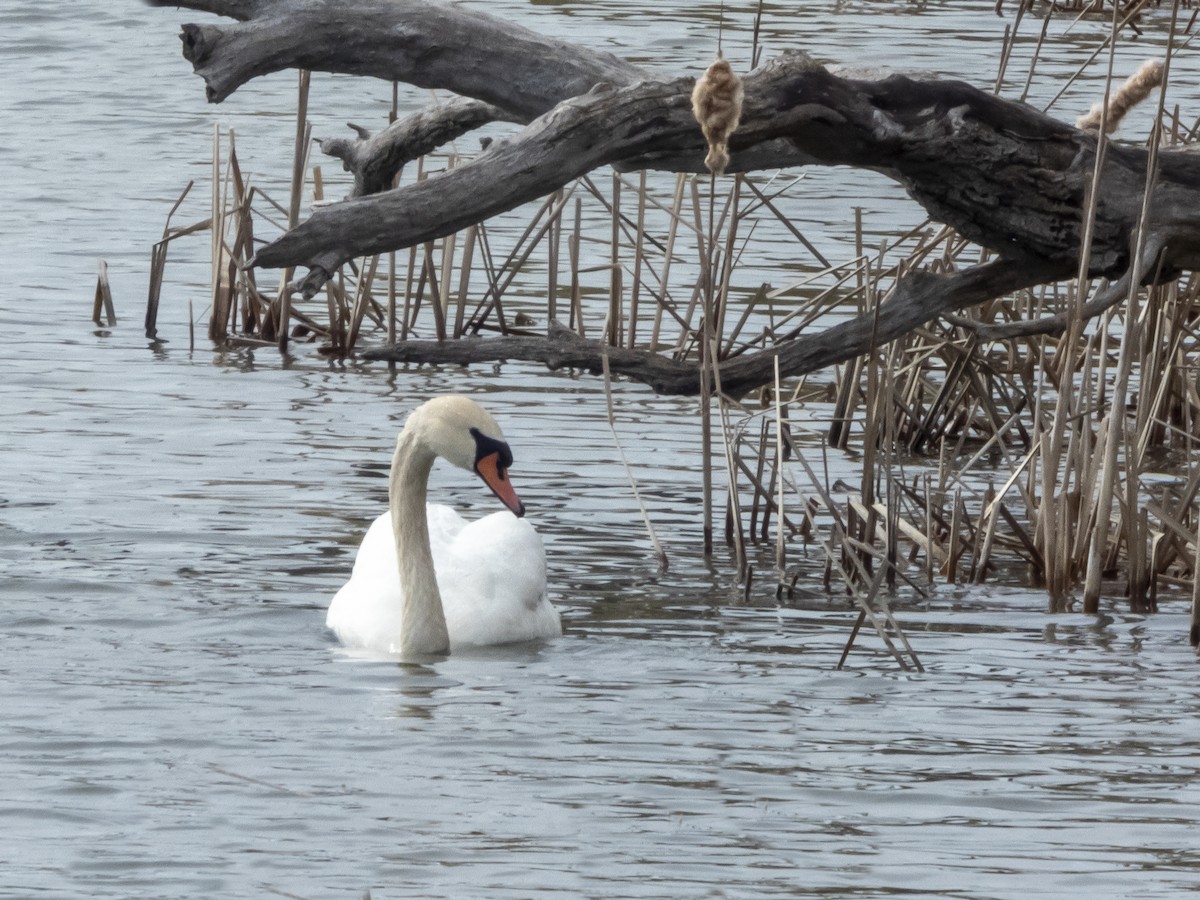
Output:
[
  {"xmin": 691, "ymin": 52, "xmax": 744, "ymax": 176},
  {"xmin": 1076, "ymin": 59, "xmax": 1164, "ymax": 134}
]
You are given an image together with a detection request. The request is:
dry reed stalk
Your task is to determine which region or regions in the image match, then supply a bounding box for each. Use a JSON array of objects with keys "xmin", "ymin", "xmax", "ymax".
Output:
[
  {"xmin": 346, "ymin": 254, "xmax": 381, "ymax": 350},
  {"xmin": 628, "ymin": 170, "xmax": 647, "ymax": 350},
  {"xmin": 145, "ymin": 180, "xmax": 196, "ymax": 338},
  {"xmin": 713, "ymin": 179, "xmax": 743, "ymax": 333},
  {"xmin": 453, "ymin": 225, "xmax": 478, "ymax": 339},
  {"xmin": 277, "ymin": 69, "xmax": 311, "ymax": 352},
  {"xmin": 992, "ymin": 2, "xmax": 1024, "ymax": 96},
  {"xmin": 569, "ymin": 198, "xmax": 583, "ymax": 335},
  {"xmin": 325, "ymin": 278, "xmax": 343, "ymax": 354},
  {"xmin": 944, "ymin": 486, "xmax": 964, "ymax": 583},
  {"xmin": 399, "ymin": 159, "xmax": 425, "ymax": 341},
  {"xmin": 767, "ymin": 262, "xmax": 868, "ymax": 341},
  {"xmin": 786, "ymin": 452, "xmax": 920, "ymax": 670},
  {"xmin": 146, "ymin": 241, "xmax": 168, "ymax": 338},
  {"xmin": 700, "ymin": 344, "xmax": 714, "ymax": 558},
  {"xmin": 463, "ymin": 187, "xmax": 576, "ymax": 338},
  {"xmin": 883, "ymin": 344, "xmax": 905, "ymax": 590},
  {"xmin": 773, "ymin": 357, "xmax": 789, "ymax": 583},
  {"xmin": 1046, "ymin": 5, "xmax": 1121, "ymax": 608},
  {"xmin": 599, "ymin": 330, "xmax": 669, "ymax": 574},
  {"xmin": 609, "ymin": 171, "xmax": 623, "ymax": 346},
  {"xmin": 386, "ymin": 87, "xmax": 400, "ymax": 363},
  {"xmin": 439, "ymin": 177, "xmax": 458, "ymax": 337},
  {"xmin": 208, "ymin": 128, "xmax": 245, "ymax": 344},
  {"xmin": 1018, "ymin": 14, "xmax": 1053, "ymax": 103},
  {"xmin": 423, "ymin": 242, "xmax": 447, "ymax": 341},
  {"xmin": 93, "ymin": 260, "xmax": 116, "ymax": 327},
  {"xmin": 208, "ymin": 125, "xmax": 225, "ymax": 342},
  {"xmin": 712, "ymin": 382, "xmax": 748, "ymax": 578},
  {"xmin": 587, "ymin": 175, "xmax": 674, "ymax": 260},
  {"xmin": 854, "ymin": 253, "xmax": 889, "ymax": 585},
  {"xmin": 740, "ymin": 177, "xmax": 831, "ymax": 268},
  {"xmin": 674, "ymin": 178, "xmax": 736, "ymax": 361},
  {"xmin": 652, "ymin": 175, "xmax": 687, "ymax": 351},
  {"xmin": 746, "ymin": 419, "xmax": 766, "ymax": 540},
  {"xmin": 547, "ymin": 189, "xmax": 562, "ymax": 327},
  {"xmin": 750, "ymin": 0, "xmax": 766, "ymax": 69},
  {"xmin": 699, "ymin": 176, "xmax": 717, "ymax": 558},
  {"xmin": 467, "ymin": 189, "xmax": 574, "ymax": 335},
  {"xmin": 225, "ymin": 133, "xmax": 265, "ymax": 338},
  {"xmin": 721, "ymin": 283, "xmax": 772, "ymax": 361}
]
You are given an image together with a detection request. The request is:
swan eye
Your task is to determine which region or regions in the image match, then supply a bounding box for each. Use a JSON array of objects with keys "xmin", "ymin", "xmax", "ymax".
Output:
[{"xmin": 470, "ymin": 427, "xmax": 514, "ymax": 471}]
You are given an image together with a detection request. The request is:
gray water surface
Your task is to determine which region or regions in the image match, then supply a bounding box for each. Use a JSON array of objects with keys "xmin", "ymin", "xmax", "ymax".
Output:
[{"xmin": 2, "ymin": 2, "xmax": 1199, "ymax": 897}]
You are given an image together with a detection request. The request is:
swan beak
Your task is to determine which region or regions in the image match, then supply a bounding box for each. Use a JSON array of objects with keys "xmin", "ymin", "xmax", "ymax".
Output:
[{"xmin": 475, "ymin": 451, "xmax": 526, "ymax": 517}]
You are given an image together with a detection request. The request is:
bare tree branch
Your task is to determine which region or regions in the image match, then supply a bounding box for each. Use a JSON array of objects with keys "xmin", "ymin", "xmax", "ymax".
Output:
[
  {"xmin": 320, "ymin": 98, "xmax": 519, "ymax": 197},
  {"xmin": 364, "ymin": 258, "xmax": 1070, "ymax": 396}
]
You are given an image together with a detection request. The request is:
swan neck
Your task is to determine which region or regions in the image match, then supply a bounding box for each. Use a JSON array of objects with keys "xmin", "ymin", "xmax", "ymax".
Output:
[{"xmin": 390, "ymin": 427, "xmax": 450, "ymax": 656}]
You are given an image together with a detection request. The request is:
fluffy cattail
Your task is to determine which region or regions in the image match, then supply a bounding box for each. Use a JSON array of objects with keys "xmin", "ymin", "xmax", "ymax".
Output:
[
  {"xmin": 1076, "ymin": 59, "xmax": 1164, "ymax": 134},
  {"xmin": 691, "ymin": 52, "xmax": 744, "ymax": 176}
]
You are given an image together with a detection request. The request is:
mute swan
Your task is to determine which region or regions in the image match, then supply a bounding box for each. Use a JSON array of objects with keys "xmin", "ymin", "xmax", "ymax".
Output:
[{"xmin": 327, "ymin": 395, "xmax": 561, "ymax": 656}]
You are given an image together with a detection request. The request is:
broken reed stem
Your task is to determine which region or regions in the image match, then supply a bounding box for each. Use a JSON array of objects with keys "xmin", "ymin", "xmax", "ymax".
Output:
[{"xmin": 93, "ymin": 260, "xmax": 116, "ymax": 327}]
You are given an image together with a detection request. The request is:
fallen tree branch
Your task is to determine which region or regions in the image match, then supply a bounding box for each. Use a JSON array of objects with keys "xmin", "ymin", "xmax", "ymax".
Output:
[
  {"xmin": 148, "ymin": 0, "xmax": 1200, "ymax": 364},
  {"xmin": 948, "ymin": 234, "xmax": 1170, "ymax": 340},
  {"xmin": 144, "ymin": 0, "xmax": 642, "ymax": 113},
  {"xmin": 363, "ymin": 257, "xmax": 1069, "ymax": 395},
  {"xmin": 236, "ymin": 49, "xmax": 1199, "ymax": 302}
]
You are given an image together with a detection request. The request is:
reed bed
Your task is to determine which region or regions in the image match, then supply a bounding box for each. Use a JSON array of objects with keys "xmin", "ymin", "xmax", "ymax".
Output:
[{"xmin": 140, "ymin": 3, "xmax": 1200, "ymax": 654}]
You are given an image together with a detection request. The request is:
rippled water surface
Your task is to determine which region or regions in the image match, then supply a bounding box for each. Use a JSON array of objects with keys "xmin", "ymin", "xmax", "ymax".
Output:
[{"xmin": 3, "ymin": 1, "xmax": 1200, "ymax": 896}]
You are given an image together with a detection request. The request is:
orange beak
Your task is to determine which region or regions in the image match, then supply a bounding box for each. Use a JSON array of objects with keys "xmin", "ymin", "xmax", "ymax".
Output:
[{"xmin": 475, "ymin": 451, "xmax": 525, "ymax": 517}]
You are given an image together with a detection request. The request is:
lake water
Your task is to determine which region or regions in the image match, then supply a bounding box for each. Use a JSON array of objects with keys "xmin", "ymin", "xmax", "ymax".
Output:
[{"xmin": 2, "ymin": 1, "xmax": 1199, "ymax": 896}]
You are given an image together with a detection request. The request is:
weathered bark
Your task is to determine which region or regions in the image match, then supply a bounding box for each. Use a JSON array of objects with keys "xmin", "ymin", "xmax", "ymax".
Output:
[
  {"xmin": 148, "ymin": 0, "xmax": 1200, "ymax": 395},
  {"xmin": 319, "ymin": 98, "xmax": 519, "ymax": 196},
  {"xmin": 146, "ymin": 0, "xmax": 809, "ymax": 195},
  {"xmin": 249, "ymin": 50, "xmax": 1200, "ymax": 285},
  {"xmin": 144, "ymin": 0, "xmax": 642, "ymax": 112}
]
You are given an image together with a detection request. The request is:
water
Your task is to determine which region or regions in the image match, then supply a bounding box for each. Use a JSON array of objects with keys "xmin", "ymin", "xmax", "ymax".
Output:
[{"xmin": 2, "ymin": 1, "xmax": 1199, "ymax": 896}]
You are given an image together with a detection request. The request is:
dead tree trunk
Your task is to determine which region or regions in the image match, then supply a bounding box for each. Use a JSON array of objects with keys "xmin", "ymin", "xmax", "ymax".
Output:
[{"xmin": 147, "ymin": 0, "xmax": 1200, "ymax": 395}]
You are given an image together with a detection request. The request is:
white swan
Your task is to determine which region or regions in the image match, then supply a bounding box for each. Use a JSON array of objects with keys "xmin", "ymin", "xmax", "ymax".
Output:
[{"xmin": 327, "ymin": 395, "xmax": 561, "ymax": 656}]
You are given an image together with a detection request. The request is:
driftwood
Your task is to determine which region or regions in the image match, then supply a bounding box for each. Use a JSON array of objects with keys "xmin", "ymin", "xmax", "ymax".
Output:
[{"xmin": 147, "ymin": 0, "xmax": 1200, "ymax": 395}]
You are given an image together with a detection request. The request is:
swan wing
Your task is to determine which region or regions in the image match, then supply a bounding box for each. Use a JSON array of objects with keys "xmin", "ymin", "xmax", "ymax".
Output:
[
  {"xmin": 326, "ymin": 511, "xmax": 402, "ymax": 651},
  {"xmin": 436, "ymin": 512, "xmax": 560, "ymax": 647}
]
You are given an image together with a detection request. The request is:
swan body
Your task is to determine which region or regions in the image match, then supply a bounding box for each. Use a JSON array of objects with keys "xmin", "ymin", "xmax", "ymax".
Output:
[{"xmin": 327, "ymin": 395, "xmax": 561, "ymax": 656}]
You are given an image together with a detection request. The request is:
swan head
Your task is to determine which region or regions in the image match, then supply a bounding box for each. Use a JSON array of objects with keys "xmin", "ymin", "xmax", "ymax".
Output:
[{"xmin": 407, "ymin": 395, "xmax": 526, "ymax": 517}]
